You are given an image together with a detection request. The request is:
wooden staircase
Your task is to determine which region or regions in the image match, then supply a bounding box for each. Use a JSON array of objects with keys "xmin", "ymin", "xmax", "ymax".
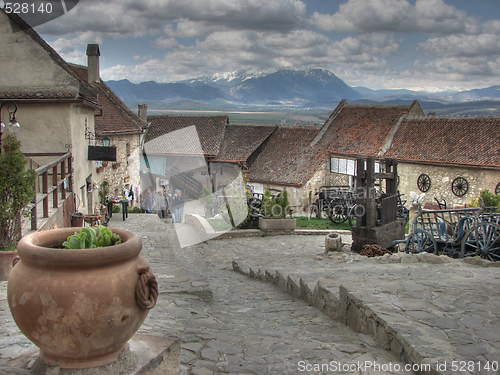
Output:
[{"xmin": 170, "ymin": 170, "xmax": 203, "ymax": 200}]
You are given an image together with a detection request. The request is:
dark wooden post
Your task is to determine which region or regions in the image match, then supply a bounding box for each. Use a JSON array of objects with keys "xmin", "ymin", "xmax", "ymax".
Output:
[
  {"xmin": 355, "ymin": 158, "xmax": 365, "ymax": 228},
  {"xmin": 61, "ymin": 158, "xmax": 67, "ymax": 200},
  {"xmin": 42, "ymin": 171, "xmax": 49, "ymax": 218},
  {"xmin": 365, "ymin": 157, "xmax": 377, "ymax": 229},
  {"xmin": 386, "ymin": 158, "xmax": 397, "ymax": 196},
  {"xmin": 53, "ymin": 165, "xmax": 58, "ymax": 208},
  {"xmin": 31, "ymin": 181, "xmax": 37, "ymax": 231}
]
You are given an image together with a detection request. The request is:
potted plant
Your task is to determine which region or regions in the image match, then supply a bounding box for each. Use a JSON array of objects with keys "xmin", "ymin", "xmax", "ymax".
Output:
[
  {"xmin": 102, "ymin": 161, "xmax": 108, "ymax": 167},
  {"xmin": 112, "ymin": 162, "xmax": 121, "ymax": 169},
  {"xmin": 7, "ymin": 225, "xmax": 158, "ymax": 369},
  {"xmin": 96, "ymin": 166, "xmax": 104, "ymax": 173},
  {"xmin": 0, "ymin": 135, "xmax": 37, "ymax": 280},
  {"xmin": 259, "ymin": 189, "xmax": 296, "ymax": 231}
]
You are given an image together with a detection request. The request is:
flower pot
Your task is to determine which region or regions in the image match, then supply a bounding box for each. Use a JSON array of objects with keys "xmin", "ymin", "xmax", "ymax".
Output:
[
  {"xmin": 7, "ymin": 227, "xmax": 158, "ymax": 369},
  {"xmin": 112, "ymin": 163, "xmax": 120, "ymax": 169},
  {"xmin": 71, "ymin": 212, "xmax": 84, "ymax": 227},
  {"xmin": 96, "ymin": 167, "xmax": 104, "ymax": 173},
  {"xmin": 0, "ymin": 250, "xmax": 18, "ymax": 281},
  {"xmin": 102, "ymin": 162, "xmax": 108, "ymax": 167},
  {"xmin": 259, "ymin": 217, "xmax": 296, "ymax": 231}
]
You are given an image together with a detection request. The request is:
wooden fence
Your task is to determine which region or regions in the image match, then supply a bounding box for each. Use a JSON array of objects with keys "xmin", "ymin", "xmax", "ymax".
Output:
[{"xmin": 25, "ymin": 152, "xmax": 73, "ymax": 231}]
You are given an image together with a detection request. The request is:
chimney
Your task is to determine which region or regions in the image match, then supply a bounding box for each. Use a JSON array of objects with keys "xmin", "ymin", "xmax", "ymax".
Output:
[
  {"xmin": 86, "ymin": 44, "xmax": 100, "ymax": 84},
  {"xmin": 138, "ymin": 104, "xmax": 148, "ymax": 122}
]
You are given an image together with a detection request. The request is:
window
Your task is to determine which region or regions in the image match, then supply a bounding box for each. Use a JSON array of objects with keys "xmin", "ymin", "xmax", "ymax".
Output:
[
  {"xmin": 330, "ymin": 157, "xmax": 382, "ymax": 176},
  {"xmin": 126, "ymin": 143, "xmax": 130, "ymax": 157},
  {"xmin": 330, "ymin": 157, "xmax": 356, "ymax": 176}
]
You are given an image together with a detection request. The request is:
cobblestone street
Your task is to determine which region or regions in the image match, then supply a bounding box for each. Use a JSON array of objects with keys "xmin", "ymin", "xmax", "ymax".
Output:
[{"xmin": 1, "ymin": 214, "xmax": 499, "ymax": 375}]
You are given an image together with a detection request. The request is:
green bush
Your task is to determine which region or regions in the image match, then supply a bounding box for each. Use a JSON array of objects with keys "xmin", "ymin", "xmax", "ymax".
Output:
[
  {"xmin": 0, "ymin": 136, "xmax": 37, "ymax": 249},
  {"xmin": 469, "ymin": 190, "xmax": 500, "ymax": 211},
  {"xmin": 112, "ymin": 204, "xmax": 121, "ymax": 213},
  {"xmin": 262, "ymin": 189, "xmax": 276, "ymax": 217},
  {"xmin": 277, "ymin": 189, "xmax": 290, "ymax": 218}
]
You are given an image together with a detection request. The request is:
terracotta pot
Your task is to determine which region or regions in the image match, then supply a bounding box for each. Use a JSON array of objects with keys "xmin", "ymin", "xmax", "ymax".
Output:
[
  {"xmin": 0, "ymin": 250, "xmax": 18, "ymax": 281},
  {"xmin": 7, "ymin": 228, "xmax": 158, "ymax": 369},
  {"xmin": 112, "ymin": 163, "xmax": 120, "ymax": 169}
]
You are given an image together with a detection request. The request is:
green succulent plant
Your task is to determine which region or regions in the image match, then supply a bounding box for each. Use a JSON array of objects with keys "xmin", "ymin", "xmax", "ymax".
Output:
[{"xmin": 62, "ymin": 225, "xmax": 121, "ymax": 249}]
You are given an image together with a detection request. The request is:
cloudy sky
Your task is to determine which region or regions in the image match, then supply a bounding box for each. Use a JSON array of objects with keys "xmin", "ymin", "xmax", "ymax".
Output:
[{"xmin": 17, "ymin": 0, "xmax": 500, "ymax": 91}]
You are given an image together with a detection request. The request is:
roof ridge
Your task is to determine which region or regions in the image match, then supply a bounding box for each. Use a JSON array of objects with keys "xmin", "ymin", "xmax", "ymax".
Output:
[
  {"xmin": 407, "ymin": 115, "xmax": 500, "ymax": 119},
  {"xmin": 347, "ymin": 103, "xmax": 412, "ymax": 108},
  {"xmin": 2, "ymin": 10, "xmax": 98, "ymax": 105}
]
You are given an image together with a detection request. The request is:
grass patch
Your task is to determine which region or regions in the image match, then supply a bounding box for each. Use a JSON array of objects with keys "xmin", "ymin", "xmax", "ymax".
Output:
[
  {"xmin": 205, "ymin": 218, "xmax": 232, "ymax": 232},
  {"xmin": 295, "ymin": 217, "xmax": 351, "ymax": 231}
]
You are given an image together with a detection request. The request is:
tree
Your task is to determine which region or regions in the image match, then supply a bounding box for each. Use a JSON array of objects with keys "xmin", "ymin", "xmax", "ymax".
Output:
[
  {"xmin": 262, "ymin": 189, "xmax": 276, "ymax": 217},
  {"xmin": 276, "ymin": 189, "xmax": 290, "ymax": 218},
  {"xmin": 0, "ymin": 136, "xmax": 37, "ymax": 249}
]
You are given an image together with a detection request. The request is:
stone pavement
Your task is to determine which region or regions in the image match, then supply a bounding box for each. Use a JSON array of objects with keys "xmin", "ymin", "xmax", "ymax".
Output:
[{"xmin": 0, "ymin": 214, "xmax": 499, "ymax": 375}]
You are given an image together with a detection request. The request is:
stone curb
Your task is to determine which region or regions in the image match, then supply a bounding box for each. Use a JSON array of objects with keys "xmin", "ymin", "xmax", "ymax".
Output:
[
  {"xmin": 185, "ymin": 213, "xmax": 353, "ymax": 240},
  {"xmin": 231, "ymin": 255, "xmax": 498, "ymax": 375}
]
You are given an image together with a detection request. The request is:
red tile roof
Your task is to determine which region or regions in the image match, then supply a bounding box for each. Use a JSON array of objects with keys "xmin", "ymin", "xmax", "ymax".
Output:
[
  {"xmin": 383, "ymin": 116, "xmax": 500, "ymax": 168},
  {"xmin": 248, "ymin": 126, "xmax": 321, "ymax": 186},
  {"xmin": 247, "ymin": 101, "xmax": 421, "ymax": 186},
  {"xmin": 0, "ymin": 11, "xmax": 99, "ymax": 107},
  {"xmin": 145, "ymin": 115, "xmax": 228, "ymax": 156},
  {"xmin": 314, "ymin": 101, "xmax": 419, "ymax": 159},
  {"xmin": 69, "ymin": 64, "xmax": 147, "ymax": 135},
  {"xmin": 215, "ymin": 125, "xmax": 277, "ymax": 162}
]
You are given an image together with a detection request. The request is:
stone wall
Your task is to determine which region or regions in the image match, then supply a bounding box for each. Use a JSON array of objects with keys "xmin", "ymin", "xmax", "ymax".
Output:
[
  {"xmin": 397, "ymin": 162, "xmax": 500, "ymax": 208},
  {"xmin": 253, "ymin": 158, "xmax": 354, "ymax": 216},
  {"xmin": 96, "ymin": 133, "xmax": 141, "ymax": 208}
]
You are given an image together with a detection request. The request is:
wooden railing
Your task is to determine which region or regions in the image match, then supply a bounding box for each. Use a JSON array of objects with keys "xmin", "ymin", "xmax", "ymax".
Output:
[{"xmin": 25, "ymin": 152, "xmax": 73, "ymax": 231}]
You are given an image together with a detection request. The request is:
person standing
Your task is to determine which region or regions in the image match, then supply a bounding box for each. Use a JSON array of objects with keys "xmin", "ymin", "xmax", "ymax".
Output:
[
  {"xmin": 173, "ymin": 189, "xmax": 185, "ymax": 223},
  {"xmin": 157, "ymin": 190, "xmax": 168, "ymax": 218},
  {"xmin": 171, "ymin": 190, "xmax": 178, "ymax": 222},
  {"xmin": 140, "ymin": 188, "xmax": 156, "ymax": 213}
]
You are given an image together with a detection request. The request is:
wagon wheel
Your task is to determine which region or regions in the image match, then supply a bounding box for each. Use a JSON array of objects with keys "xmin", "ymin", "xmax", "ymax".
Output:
[
  {"xmin": 495, "ymin": 182, "xmax": 500, "ymax": 196},
  {"xmin": 452, "ymin": 177, "xmax": 468, "ymax": 197},
  {"xmin": 460, "ymin": 222, "xmax": 500, "ymax": 262},
  {"xmin": 247, "ymin": 197, "xmax": 262, "ymax": 211},
  {"xmin": 327, "ymin": 199, "xmax": 348, "ymax": 224},
  {"xmin": 405, "ymin": 230, "xmax": 437, "ymax": 254},
  {"xmin": 417, "ymin": 174, "xmax": 431, "ymax": 192}
]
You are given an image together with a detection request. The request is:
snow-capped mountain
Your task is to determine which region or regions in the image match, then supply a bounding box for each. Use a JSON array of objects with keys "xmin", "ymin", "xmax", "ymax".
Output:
[
  {"xmin": 180, "ymin": 68, "xmax": 275, "ymax": 86},
  {"xmin": 105, "ymin": 68, "xmax": 500, "ymax": 110},
  {"xmin": 106, "ymin": 68, "xmax": 362, "ymax": 106}
]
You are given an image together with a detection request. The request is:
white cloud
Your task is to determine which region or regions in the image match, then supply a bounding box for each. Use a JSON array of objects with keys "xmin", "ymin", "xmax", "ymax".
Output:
[
  {"xmin": 48, "ymin": 32, "xmax": 103, "ymax": 64},
  {"xmin": 32, "ymin": 0, "xmax": 500, "ymax": 91},
  {"xmin": 133, "ymin": 55, "xmax": 153, "ymax": 61},
  {"xmin": 414, "ymin": 56, "xmax": 500, "ymax": 77},
  {"xmin": 35, "ymin": 0, "xmax": 308, "ymax": 37},
  {"xmin": 154, "ymin": 38, "xmax": 182, "ymax": 50},
  {"xmin": 311, "ymin": 0, "xmax": 477, "ymax": 35},
  {"xmin": 417, "ymin": 34, "xmax": 500, "ymax": 57}
]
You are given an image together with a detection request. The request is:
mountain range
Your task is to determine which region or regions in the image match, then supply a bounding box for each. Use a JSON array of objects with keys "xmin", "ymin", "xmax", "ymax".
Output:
[{"xmin": 106, "ymin": 68, "xmax": 500, "ymax": 114}]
